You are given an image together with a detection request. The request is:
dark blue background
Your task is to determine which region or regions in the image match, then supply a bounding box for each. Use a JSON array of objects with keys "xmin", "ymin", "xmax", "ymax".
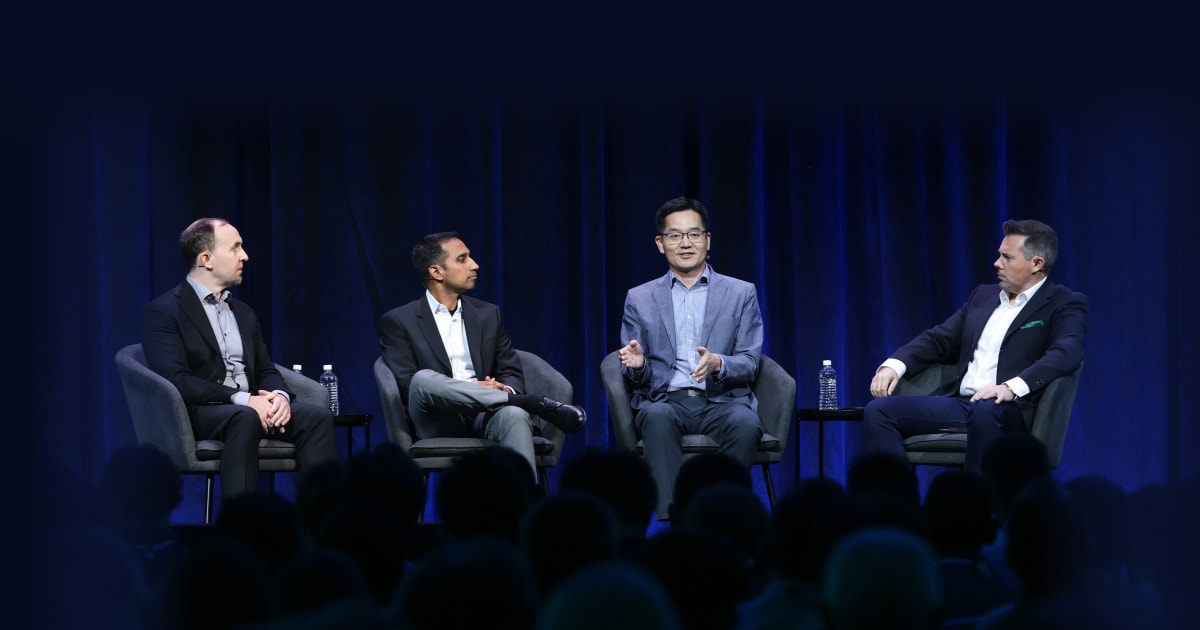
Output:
[{"xmin": 32, "ymin": 86, "xmax": 1198, "ymax": 522}]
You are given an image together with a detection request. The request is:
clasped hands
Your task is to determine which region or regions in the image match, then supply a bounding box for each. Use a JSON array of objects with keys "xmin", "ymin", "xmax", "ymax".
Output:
[
  {"xmin": 869, "ymin": 366, "xmax": 1015, "ymax": 403},
  {"xmin": 473, "ymin": 376, "xmax": 511, "ymax": 392},
  {"xmin": 618, "ymin": 339, "xmax": 722, "ymax": 382},
  {"xmin": 250, "ymin": 390, "xmax": 292, "ymax": 434}
]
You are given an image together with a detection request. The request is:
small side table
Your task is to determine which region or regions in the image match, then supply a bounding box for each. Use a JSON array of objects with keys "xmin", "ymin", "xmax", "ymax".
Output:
[
  {"xmin": 333, "ymin": 413, "xmax": 373, "ymax": 459},
  {"xmin": 794, "ymin": 407, "xmax": 865, "ymax": 480}
]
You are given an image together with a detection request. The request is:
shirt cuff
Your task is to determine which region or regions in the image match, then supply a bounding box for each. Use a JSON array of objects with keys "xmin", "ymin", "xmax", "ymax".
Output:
[
  {"xmin": 714, "ymin": 354, "xmax": 727, "ymax": 380},
  {"xmin": 232, "ymin": 391, "xmax": 251, "ymax": 406},
  {"xmin": 272, "ymin": 390, "xmax": 291, "ymax": 403},
  {"xmin": 881, "ymin": 358, "xmax": 907, "ymax": 379},
  {"xmin": 1006, "ymin": 378, "xmax": 1030, "ymax": 398}
]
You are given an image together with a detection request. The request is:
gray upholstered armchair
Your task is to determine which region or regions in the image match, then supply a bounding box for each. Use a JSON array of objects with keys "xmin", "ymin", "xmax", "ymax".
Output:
[
  {"xmin": 114, "ymin": 343, "xmax": 330, "ymax": 523},
  {"xmin": 599, "ymin": 351, "xmax": 796, "ymax": 508},
  {"xmin": 894, "ymin": 362, "xmax": 1084, "ymax": 468},
  {"xmin": 373, "ymin": 350, "xmax": 571, "ymax": 507}
]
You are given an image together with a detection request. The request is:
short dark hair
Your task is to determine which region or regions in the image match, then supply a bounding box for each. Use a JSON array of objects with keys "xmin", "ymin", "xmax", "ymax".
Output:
[
  {"xmin": 1003, "ymin": 219, "xmax": 1058, "ymax": 274},
  {"xmin": 655, "ymin": 196, "xmax": 709, "ymax": 234},
  {"xmin": 179, "ymin": 218, "xmax": 229, "ymax": 267},
  {"xmin": 412, "ymin": 231, "xmax": 461, "ymax": 282}
]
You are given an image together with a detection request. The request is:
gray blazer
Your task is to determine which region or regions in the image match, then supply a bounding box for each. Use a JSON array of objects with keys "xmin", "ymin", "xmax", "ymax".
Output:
[{"xmin": 620, "ymin": 267, "xmax": 763, "ymax": 411}]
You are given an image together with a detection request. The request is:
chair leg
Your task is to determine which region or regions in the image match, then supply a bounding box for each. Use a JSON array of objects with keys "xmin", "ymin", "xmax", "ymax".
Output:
[
  {"xmin": 538, "ymin": 468, "xmax": 551, "ymax": 496},
  {"xmin": 417, "ymin": 474, "xmax": 429, "ymax": 524},
  {"xmin": 205, "ymin": 474, "xmax": 215, "ymax": 525},
  {"xmin": 761, "ymin": 464, "xmax": 777, "ymax": 510}
]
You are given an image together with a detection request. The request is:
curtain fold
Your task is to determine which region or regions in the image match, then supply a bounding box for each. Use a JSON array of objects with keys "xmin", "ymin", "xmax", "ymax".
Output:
[{"xmin": 37, "ymin": 89, "xmax": 1197, "ymax": 521}]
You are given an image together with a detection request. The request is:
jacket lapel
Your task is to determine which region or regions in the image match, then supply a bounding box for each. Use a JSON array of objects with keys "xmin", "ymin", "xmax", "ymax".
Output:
[
  {"xmin": 1004, "ymin": 280, "xmax": 1057, "ymax": 342},
  {"xmin": 177, "ymin": 283, "xmax": 222, "ymax": 357},
  {"xmin": 229, "ymin": 299, "xmax": 256, "ymax": 382},
  {"xmin": 415, "ymin": 298, "xmax": 453, "ymax": 373},
  {"xmin": 461, "ymin": 299, "xmax": 486, "ymax": 377},
  {"xmin": 701, "ymin": 272, "xmax": 727, "ymax": 345},
  {"xmin": 652, "ymin": 274, "xmax": 676, "ymax": 352}
]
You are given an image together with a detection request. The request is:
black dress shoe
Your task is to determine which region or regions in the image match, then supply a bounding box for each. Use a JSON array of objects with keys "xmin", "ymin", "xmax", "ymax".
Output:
[{"xmin": 535, "ymin": 397, "xmax": 587, "ymax": 433}]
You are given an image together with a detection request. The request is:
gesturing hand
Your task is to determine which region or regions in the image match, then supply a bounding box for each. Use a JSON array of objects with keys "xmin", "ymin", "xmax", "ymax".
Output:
[
  {"xmin": 691, "ymin": 347, "xmax": 722, "ymax": 382},
  {"xmin": 619, "ymin": 339, "xmax": 645, "ymax": 370}
]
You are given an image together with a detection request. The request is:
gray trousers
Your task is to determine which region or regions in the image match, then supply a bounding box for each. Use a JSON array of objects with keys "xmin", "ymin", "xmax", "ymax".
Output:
[{"xmin": 407, "ymin": 369, "xmax": 537, "ymax": 479}]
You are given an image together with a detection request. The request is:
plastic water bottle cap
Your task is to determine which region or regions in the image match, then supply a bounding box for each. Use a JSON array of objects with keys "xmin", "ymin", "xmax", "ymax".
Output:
[
  {"xmin": 323, "ymin": 364, "xmax": 333, "ymax": 371},
  {"xmin": 292, "ymin": 364, "xmax": 302, "ymax": 371},
  {"xmin": 822, "ymin": 360, "xmax": 832, "ymax": 366}
]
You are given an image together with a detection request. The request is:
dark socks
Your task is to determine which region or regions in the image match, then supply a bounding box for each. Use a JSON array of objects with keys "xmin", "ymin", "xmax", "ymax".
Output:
[{"xmin": 508, "ymin": 394, "xmax": 543, "ymax": 412}]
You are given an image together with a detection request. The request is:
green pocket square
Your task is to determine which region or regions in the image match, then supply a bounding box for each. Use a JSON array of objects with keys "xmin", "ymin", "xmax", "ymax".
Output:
[{"xmin": 1019, "ymin": 320, "xmax": 1045, "ymax": 329}]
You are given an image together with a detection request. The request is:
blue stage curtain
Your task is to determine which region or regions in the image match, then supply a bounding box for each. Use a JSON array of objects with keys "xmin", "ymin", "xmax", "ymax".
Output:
[{"xmin": 35, "ymin": 89, "xmax": 1198, "ymax": 521}]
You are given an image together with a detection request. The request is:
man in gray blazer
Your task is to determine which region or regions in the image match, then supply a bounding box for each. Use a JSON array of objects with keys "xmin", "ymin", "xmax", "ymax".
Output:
[
  {"xmin": 378, "ymin": 231, "xmax": 586, "ymax": 482},
  {"xmin": 617, "ymin": 197, "xmax": 765, "ymax": 519}
]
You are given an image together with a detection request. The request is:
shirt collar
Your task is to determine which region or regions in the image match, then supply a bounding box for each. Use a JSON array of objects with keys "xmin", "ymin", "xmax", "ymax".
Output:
[
  {"xmin": 999, "ymin": 276, "xmax": 1048, "ymax": 306},
  {"xmin": 669, "ymin": 264, "xmax": 712, "ymax": 287},
  {"xmin": 426, "ymin": 290, "xmax": 461, "ymax": 316},
  {"xmin": 186, "ymin": 276, "xmax": 229, "ymax": 304}
]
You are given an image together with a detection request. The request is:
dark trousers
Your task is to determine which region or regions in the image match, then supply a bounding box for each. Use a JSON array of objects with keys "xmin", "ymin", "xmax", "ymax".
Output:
[
  {"xmin": 635, "ymin": 391, "xmax": 762, "ymax": 519},
  {"xmin": 862, "ymin": 394, "xmax": 1024, "ymax": 472},
  {"xmin": 191, "ymin": 401, "xmax": 338, "ymax": 499}
]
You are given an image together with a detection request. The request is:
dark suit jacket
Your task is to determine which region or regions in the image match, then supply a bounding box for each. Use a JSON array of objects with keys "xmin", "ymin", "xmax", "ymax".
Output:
[
  {"xmin": 141, "ymin": 281, "xmax": 289, "ymax": 407},
  {"xmin": 892, "ymin": 279, "xmax": 1088, "ymax": 427},
  {"xmin": 377, "ymin": 294, "xmax": 525, "ymax": 414}
]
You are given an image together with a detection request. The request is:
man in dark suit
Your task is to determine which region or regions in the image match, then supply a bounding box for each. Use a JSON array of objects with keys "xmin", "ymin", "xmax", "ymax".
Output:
[
  {"xmin": 864, "ymin": 219, "xmax": 1088, "ymax": 472},
  {"xmin": 377, "ymin": 231, "xmax": 585, "ymax": 482},
  {"xmin": 142, "ymin": 218, "xmax": 337, "ymax": 500},
  {"xmin": 616, "ymin": 197, "xmax": 765, "ymax": 518}
]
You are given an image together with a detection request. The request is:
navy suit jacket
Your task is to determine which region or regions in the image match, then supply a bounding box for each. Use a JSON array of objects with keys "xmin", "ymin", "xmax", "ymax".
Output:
[
  {"xmin": 377, "ymin": 294, "xmax": 525, "ymax": 415},
  {"xmin": 142, "ymin": 281, "xmax": 289, "ymax": 407},
  {"xmin": 620, "ymin": 268, "xmax": 764, "ymax": 411},
  {"xmin": 891, "ymin": 279, "xmax": 1088, "ymax": 427}
]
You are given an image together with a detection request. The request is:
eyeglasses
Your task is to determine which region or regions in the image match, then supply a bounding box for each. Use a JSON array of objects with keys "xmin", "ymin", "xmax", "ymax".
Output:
[{"xmin": 658, "ymin": 230, "xmax": 709, "ymax": 244}]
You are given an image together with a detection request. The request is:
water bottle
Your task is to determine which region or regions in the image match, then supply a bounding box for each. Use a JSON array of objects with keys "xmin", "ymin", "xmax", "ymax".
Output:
[
  {"xmin": 818, "ymin": 359, "xmax": 838, "ymax": 410},
  {"xmin": 320, "ymin": 364, "xmax": 340, "ymax": 415},
  {"xmin": 291, "ymin": 364, "xmax": 303, "ymax": 374}
]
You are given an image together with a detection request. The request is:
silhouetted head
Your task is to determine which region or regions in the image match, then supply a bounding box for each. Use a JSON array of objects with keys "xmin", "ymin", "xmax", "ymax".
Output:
[
  {"xmin": 669, "ymin": 452, "xmax": 751, "ymax": 525},
  {"xmin": 822, "ymin": 526, "xmax": 942, "ymax": 630},
  {"xmin": 924, "ymin": 470, "xmax": 998, "ymax": 557},
  {"xmin": 560, "ymin": 447, "xmax": 657, "ymax": 541},
  {"xmin": 436, "ymin": 446, "xmax": 539, "ymax": 543}
]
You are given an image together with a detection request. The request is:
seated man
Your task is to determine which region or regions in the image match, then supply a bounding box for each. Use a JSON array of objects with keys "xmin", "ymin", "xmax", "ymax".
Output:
[
  {"xmin": 377, "ymin": 231, "xmax": 585, "ymax": 482},
  {"xmin": 616, "ymin": 196, "xmax": 764, "ymax": 519},
  {"xmin": 142, "ymin": 218, "xmax": 338, "ymax": 500},
  {"xmin": 863, "ymin": 219, "xmax": 1087, "ymax": 472}
]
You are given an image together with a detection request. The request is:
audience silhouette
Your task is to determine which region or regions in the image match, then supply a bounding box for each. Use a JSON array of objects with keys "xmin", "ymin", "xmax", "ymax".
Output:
[
  {"xmin": 519, "ymin": 489, "xmax": 620, "ymax": 598},
  {"xmin": 538, "ymin": 559, "xmax": 681, "ymax": 630},
  {"xmin": 924, "ymin": 469, "xmax": 1019, "ymax": 624},
  {"xmin": 99, "ymin": 443, "xmax": 186, "ymax": 584},
  {"xmin": 668, "ymin": 452, "xmax": 752, "ymax": 526},
  {"xmin": 39, "ymin": 427, "xmax": 1194, "ymax": 630},
  {"xmin": 736, "ymin": 477, "xmax": 844, "ymax": 630},
  {"xmin": 558, "ymin": 446, "xmax": 658, "ymax": 554},
  {"xmin": 390, "ymin": 535, "xmax": 539, "ymax": 630},
  {"xmin": 679, "ymin": 481, "xmax": 771, "ymax": 596},
  {"xmin": 434, "ymin": 446, "xmax": 540, "ymax": 544},
  {"xmin": 635, "ymin": 527, "xmax": 753, "ymax": 630},
  {"xmin": 822, "ymin": 526, "xmax": 942, "ymax": 630}
]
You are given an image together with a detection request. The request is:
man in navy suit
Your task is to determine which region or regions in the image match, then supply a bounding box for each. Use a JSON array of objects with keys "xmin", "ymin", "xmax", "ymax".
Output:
[
  {"xmin": 864, "ymin": 219, "xmax": 1088, "ymax": 472},
  {"xmin": 377, "ymin": 232, "xmax": 585, "ymax": 482},
  {"xmin": 142, "ymin": 218, "xmax": 337, "ymax": 500},
  {"xmin": 617, "ymin": 197, "xmax": 765, "ymax": 518}
]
